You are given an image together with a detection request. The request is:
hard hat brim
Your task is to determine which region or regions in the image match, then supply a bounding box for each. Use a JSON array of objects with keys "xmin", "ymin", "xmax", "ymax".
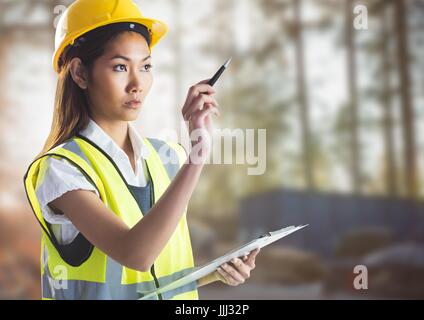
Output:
[{"xmin": 53, "ymin": 17, "xmax": 168, "ymax": 73}]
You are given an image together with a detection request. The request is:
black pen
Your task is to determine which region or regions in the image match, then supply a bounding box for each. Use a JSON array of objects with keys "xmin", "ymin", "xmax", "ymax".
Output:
[{"xmin": 208, "ymin": 57, "xmax": 232, "ymax": 87}]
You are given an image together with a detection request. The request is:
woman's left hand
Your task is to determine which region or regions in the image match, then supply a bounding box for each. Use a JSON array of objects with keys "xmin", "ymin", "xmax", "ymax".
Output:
[{"xmin": 215, "ymin": 248, "xmax": 260, "ymax": 286}]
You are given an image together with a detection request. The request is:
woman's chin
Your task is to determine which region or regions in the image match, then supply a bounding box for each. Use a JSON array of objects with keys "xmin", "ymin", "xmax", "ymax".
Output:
[
  {"xmin": 125, "ymin": 114, "xmax": 139, "ymax": 122},
  {"xmin": 120, "ymin": 108, "xmax": 141, "ymax": 121}
]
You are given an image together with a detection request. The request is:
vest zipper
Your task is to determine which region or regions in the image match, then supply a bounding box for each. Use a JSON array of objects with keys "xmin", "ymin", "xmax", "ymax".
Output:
[
  {"xmin": 145, "ymin": 158, "xmax": 163, "ymax": 300},
  {"xmin": 150, "ymin": 264, "xmax": 163, "ymax": 300}
]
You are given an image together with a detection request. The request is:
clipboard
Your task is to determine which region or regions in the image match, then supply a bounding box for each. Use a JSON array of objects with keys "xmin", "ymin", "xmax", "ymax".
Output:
[{"xmin": 138, "ymin": 224, "xmax": 308, "ymax": 300}]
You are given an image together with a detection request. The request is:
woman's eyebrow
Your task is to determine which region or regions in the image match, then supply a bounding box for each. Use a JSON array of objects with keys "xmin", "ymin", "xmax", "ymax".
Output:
[{"xmin": 110, "ymin": 54, "xmax": 151, "ymax": 62}]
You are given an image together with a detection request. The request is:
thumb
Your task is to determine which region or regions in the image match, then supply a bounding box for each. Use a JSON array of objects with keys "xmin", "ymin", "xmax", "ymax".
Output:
[{"xmin": 246, "ymin": 248, "xmax": 260, "ymax": 265}]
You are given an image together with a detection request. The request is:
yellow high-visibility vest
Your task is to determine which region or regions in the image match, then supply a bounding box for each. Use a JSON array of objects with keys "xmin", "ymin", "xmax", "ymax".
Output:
[{"xmin": 24, "ymin": 134, "xmax": 198, "ymax": 300}]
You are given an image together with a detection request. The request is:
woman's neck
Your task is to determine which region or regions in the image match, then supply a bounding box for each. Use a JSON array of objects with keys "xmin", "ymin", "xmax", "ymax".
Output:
[
  {"xmin": 88, "ymin": 117, "xmax": 136, "ymax": 173},
  {"xmin": 92, "ymin": 118, "xmax": 130, "ymax": 150}
]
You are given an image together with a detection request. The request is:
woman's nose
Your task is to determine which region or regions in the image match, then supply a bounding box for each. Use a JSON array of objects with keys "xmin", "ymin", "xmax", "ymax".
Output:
[
  {"xmin": 127, "ymin": 73, "xmax": 143, "ymax": 93},
  {"xmin": 128, "ymin": 81, "xmax": 143, "ymax": 93},
  {"xmin": 130, "ymin": 87, "xmax": 142, "ymax": 93}
]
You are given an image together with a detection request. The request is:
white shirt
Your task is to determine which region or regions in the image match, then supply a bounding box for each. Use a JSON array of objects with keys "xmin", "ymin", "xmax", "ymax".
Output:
[{"xmin": 35, "ymin": 119, "xmax": 150, "ymax": 245}]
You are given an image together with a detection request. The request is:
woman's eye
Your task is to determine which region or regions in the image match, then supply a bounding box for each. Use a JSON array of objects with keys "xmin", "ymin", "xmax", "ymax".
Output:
[
  {"xmin": 113, "ymin": 64, "xmax": 152, "ymax": 72},
  {"xmin": 113, "ymin": 64, "xmax": 127, "ymax": 72},
  {"xmin": 142, "ymin": 64, "xmax": 153, "ymax": 72}
]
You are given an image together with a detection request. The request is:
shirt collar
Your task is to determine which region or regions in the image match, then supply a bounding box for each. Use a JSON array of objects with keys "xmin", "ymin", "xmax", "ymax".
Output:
[{"xmin": 79, "ymin": 119, "xmax": 147, "ymax": 162}]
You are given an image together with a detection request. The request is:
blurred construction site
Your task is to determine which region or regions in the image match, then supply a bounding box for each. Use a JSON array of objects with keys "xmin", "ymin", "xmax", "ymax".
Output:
[{"xmin": 1, "ymin": 0, "xmax": 424, "ymax": 299}]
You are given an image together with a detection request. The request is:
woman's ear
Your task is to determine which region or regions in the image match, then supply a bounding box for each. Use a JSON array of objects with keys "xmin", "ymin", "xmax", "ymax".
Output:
[{"xmin": 69, "ymin": 58, "xmax": 89, "ymax": 90}]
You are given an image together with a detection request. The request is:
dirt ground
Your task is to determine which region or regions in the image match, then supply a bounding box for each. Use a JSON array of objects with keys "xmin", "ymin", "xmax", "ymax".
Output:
[{"xmin": 198, "ymin": 282, "xmax": 382, "ymax": 300}]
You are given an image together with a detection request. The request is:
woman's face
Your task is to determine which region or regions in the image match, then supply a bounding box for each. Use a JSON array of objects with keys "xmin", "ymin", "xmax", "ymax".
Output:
[{"xmin": 86, "ymin": 31, "xmax": 153, "ymax": 122}]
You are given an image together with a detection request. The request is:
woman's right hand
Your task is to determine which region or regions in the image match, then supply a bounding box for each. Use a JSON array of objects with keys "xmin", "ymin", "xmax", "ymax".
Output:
[{"xmin": 181, "ymin": 79, "xmax": 220, "ymax": 163}]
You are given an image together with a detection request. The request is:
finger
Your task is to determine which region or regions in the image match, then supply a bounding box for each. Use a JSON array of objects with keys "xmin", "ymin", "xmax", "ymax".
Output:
[
  {"xmin": 199, "ymin": 104, "xmax": 220, "ymax": 124},
  {"xmin": 183, "ymin": 94, "xmax": 205, "ymax": 120},
  {"xmin": 184, "ymin": 95, "xmax": 218, "ymax": 120},
  {"xmin": 221, "ymin": 263, "xmax": 245, "ymax": 283},
  {"xmin": 216, "ymin": 267, "xmax": 235, "ymax": 286},
  {"xmin": 183, "ymin": 83, "xmax": 216, "ymax": 114},
  {"xmin": 183, "ymin": 94, "xmax": 218, "ymax": 120},
  {"xmin": 214, "ymin": 269, "xmax": 227, "ymax": 283},
  {"xmin": 195, "ymin": 108, "xmax": 219, "ymax": 130},
  {"xmin": 217, "ymin": 267, "xmax": 239, "ymax": 286},
  {"xmin": 189, "ymin": 106, "xmax": 219, "ymax": 127},
  {"xmin": 205, "ymin": 104, "xmax": 221, "ymax": 117},
  {"xmin": 230, "ymin": 258, "xmax": 251, "ymax": 279},
  {"xmin": 246, "ymin": 248, "xmax": 260, "ymax": 268}
]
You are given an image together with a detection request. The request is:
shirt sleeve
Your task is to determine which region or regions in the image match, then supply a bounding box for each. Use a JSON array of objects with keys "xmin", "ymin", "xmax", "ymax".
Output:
[{"xmin": 35, "ymin": 156, "xmax": 99, "ymax": 226}]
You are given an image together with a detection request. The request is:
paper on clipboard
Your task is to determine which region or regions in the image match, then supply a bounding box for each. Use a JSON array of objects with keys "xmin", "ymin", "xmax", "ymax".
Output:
[{"xmin": 138, "ymin": 224, "xmax": 308, "ymax": 300}]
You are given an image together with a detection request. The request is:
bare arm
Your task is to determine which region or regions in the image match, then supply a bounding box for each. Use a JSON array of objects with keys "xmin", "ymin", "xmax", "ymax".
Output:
[
  {"xmin": 49, "ymin": 80, "xmax": 220, "ymax": 272},
  {"xmin": 50, "ymin": 159, "xmax": 204, "ymax": 271}
]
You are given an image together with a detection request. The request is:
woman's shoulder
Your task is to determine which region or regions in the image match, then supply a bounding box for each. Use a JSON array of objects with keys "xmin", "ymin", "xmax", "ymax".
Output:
[
  {"xmin": 34, "ymin": 146, "xmax": 97, "ymax": 193},
  {"xmin": 34, "ymin": 155, "xmax": 99, "ymax": 208},
  {"xmin": 34, "ymin": 155, "xmax": 98, "ymax": 234},
  {"xmin": 36, "ymin": 156, "xmax": 93, "ymax": 187}
]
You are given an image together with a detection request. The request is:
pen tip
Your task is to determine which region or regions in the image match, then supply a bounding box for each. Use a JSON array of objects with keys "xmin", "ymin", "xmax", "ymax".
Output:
[{"xmin": 224, "ymin": 57, "xmax": 232, "ymax": 68}]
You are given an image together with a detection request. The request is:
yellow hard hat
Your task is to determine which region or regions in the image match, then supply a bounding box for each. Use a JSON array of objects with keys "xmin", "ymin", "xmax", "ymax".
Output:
[{"xmin": 53, "ymin": 0, "xmax": 168, "ymax": 73}]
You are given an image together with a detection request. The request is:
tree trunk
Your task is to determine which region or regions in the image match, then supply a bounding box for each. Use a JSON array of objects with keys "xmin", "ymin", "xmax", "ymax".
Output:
[
  {"xmin": 172, "ymin": 0, "xmax": 184, "ymax": 141},
  {"xmin": 345, "ymin": 0, "xmax": 361, "ymax": 194},
  {"xmin": 381, "ymin": 4, "xmax": 398, "ymax": 196},
  {"xmin": 394, "ymin": 0, "xmax": 417, "ymax": 198},
  {"xmin": 293, "ymin": 0, "xmax": 315, "ymax": 189}
]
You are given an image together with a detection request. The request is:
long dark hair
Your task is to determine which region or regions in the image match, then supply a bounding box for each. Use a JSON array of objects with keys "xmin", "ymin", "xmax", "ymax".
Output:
[{"xmin": 37, "ymin": 22, "xmax": 151, "ymax": 158}]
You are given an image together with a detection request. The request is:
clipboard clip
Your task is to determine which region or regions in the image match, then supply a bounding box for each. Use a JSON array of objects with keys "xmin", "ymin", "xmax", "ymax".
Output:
[{"xmin": 259, "ymin": 232, "xmax": 271, "ymax": 238}]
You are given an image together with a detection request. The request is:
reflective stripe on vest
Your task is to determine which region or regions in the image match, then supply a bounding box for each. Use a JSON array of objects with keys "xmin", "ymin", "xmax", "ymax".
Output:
[
  {"xmin": 41, "ymin": 245, "xmax": 197, "ymax": 300},
  {"xmin": 24, "ymin": 136, "xmax": 198, "ymax": 300}
]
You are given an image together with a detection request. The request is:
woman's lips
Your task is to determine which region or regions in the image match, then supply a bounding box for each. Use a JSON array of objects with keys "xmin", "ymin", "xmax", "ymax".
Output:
[{"xmin": 124, "ymin": 100, "xmax": 141, "ymax": 109}]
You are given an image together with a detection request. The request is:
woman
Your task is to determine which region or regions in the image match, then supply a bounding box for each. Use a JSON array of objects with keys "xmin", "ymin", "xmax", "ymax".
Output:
[{"xmin": 23, "ymin": 0, "xmax": 259, "ymax": 300}]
